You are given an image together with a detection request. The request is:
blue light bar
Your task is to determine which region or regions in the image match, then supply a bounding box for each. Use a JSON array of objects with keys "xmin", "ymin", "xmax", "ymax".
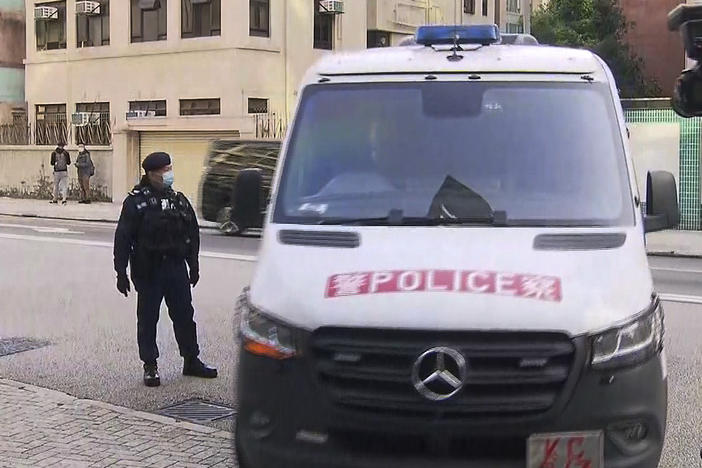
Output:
[{"xmin": 416, "ymin": 25, "xmax": 501, "ymax": 46}]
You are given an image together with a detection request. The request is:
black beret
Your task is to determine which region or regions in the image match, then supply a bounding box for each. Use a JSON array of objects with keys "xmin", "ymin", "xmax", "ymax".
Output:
[{"xmin": 142, "ymin": 152, "xmax": 171, "ymax": 172}]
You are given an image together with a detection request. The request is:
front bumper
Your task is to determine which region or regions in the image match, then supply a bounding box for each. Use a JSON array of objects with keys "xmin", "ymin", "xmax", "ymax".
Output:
[{"xmin": 235, "ymin": 340, "xmax": 667, "ymax": 468}]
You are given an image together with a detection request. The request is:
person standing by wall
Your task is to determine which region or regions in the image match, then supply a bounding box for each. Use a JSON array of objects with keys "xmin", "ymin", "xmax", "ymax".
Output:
[
  {"xmin": 75, "ymin": 142, "xmax": 95, "ymax": 204},
  {"xmin": 50, "ymin": 142, "xmax": 70, "ymax": 205}
]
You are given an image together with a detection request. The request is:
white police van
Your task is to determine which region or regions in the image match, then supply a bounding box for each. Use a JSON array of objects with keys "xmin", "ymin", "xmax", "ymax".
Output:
[{"xmin": 234, "ymin": 25, "xmax": 679, "ymax": 468}]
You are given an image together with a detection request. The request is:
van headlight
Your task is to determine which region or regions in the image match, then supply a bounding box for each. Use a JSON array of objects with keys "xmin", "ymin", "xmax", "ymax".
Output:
[
  {"xmin": 591, "ymin": 299, "xmax": 664, "ymax": 370},
  {"xmin": 237, "ymin": 289, "xmax": 297, "ymax": 359}
]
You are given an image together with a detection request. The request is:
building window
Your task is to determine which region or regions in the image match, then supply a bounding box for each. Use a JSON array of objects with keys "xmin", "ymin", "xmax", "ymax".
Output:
[
  {"xmin": 313, "ymin": 0, "xmax": 333, "ymax": 50},
  {"xmin": 182, "ymin": 0, "xmax": 221, "ymax": 38},
  {"xmin": 463, "ymin": 0, "xmax": 476, "ymax": 14},
  {"xmin": 367, "ymin": 30, "xmax": 390, "ymax": 48},
  {"xmin": 482, "ymin": 0, "xmax": 488, "ymax": 16},
  {"xmin": 77, "ymin": 0, "xmax": 110, "ymax": 47},
  {"xmin": 131, "ymin": 0, "xmax": 167, "ymax": 43},
  {"xmin": 506, "ymin": 0, "xmax": 520, "ymax": 13},
  {"xmin": 35, "ymin": 104, "xmax": 67, "ymax": 146},
  {"xmin": 180, "ymin": 98, "xmax": 220, "ymax": 116},
  {"xmin": 506, "ymin": 22, "xmax": 523, "ymax": 33},
  {"xmin": 129, "ymin": 100, "xmax": 167, "ymax": 117},
  {"xmin": 75, "ymin": 102, "xmax": 111, "ymax": 146},
  {"xmin": 35, "ymin": 1, "xmax": 66, "ymax": 50},
  {"xmin": 250, "ymin": 0, "xmax": 270, "ymax": 37},
  {"xmin": 247, "ymin": 98, "xmax": 269, "ymax": 114}
]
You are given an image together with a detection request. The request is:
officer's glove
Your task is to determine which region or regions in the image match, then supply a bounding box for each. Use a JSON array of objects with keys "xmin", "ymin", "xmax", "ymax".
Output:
[
  {"xmin": 189, "ymin": 269, "xmax": 200, "ymax": 288},
  {"xmin": 116, "ymin": 273, "xmax": 131, "ymax": 297}
]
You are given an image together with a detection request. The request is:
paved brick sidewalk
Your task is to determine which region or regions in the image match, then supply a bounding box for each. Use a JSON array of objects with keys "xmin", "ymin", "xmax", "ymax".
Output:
[{"xmin": 0, "ymin": 379, "xmax": 236, "ymax": 467}]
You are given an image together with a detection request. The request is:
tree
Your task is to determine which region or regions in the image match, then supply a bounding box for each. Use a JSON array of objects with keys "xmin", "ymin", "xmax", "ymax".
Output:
[{"xmin": 531, "ymin": 0, "xmax": 661, "ymax": 98}]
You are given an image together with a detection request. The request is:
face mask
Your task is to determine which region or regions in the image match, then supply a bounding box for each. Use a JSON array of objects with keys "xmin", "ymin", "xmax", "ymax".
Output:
[{"xmin": 162, "ymin": 170, "xmax": 174, "ymax": 187}]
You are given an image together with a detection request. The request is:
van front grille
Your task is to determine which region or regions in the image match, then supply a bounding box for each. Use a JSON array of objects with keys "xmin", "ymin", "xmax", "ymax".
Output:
[{"xmin": 309, "ymin": 328, "xmax": 576, "ymax": 419}]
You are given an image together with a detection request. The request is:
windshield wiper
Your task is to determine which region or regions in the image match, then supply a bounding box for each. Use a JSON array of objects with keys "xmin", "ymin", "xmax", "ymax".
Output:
[{"xmin": 316, "ymin": 210, "xmax": 508, "ymax": 226}]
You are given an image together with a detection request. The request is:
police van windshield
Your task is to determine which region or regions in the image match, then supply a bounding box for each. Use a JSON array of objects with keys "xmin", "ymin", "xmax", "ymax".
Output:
[{"xmin": 274, "ymin": 81, "xmax": 634, "ymax": 227}]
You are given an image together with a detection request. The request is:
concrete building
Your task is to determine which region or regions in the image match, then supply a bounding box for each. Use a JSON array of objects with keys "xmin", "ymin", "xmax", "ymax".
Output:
[
  {"xmin": 620, "ymin": 0, "xmax": 685, "ymax": 97},
  {"xmin": 367, "ymin": 0, "xmax": 499, "ymax": 47},
  {"xmin": 23, "ymin": 0, "xmax": 512, "ymax": 204},
  {"xmin": 24, "ymin": 0, "xmax": 369, "ymax": 203},
  {"xmin": 496, "ymin": 0, "xmax": 531, "ymax": 33},
  {"xmin": 0, "ymin": 0, "xmax": 25, "ymax": 126}
]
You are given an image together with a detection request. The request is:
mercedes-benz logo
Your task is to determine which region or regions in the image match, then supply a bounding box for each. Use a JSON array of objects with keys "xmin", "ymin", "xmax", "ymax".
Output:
[{"xmin": 412, "ymin": 347, "xmax": 467, "ymax": 401}]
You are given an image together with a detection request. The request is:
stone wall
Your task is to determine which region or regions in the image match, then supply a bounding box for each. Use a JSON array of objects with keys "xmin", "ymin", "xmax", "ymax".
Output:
[{"xmin": 0, "ymin": 146, "xmax": 112, "ymax": 201}]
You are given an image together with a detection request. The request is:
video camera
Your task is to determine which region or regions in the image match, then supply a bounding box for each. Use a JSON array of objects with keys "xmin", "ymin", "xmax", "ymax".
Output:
[{"xmin": 669, "ymin": 4, "xmax": 702, "ymax": 117}]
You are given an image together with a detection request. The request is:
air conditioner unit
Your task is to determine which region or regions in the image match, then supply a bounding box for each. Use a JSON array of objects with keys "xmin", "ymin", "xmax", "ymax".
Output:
[
  {"xmin": 34, "ymin": 6, "xmax": 59, "ymax": 21},
  {"xmin": 319, "ymin": 0, "xmax": 344, "ymax": 14},
  {"xmin": 76, "ymin": 1, "xmax": 101, "ymax": 16},
  {"xmin": 126, "ymin": 110, "xmax": 157, "ymax": 119},
  {"xmin": 72, "ymin": 112, "xmax": 100, "ymax": 127},
  {"xmin": 126, "ymin": 110, "xmax": 147, "ymax": 120}
]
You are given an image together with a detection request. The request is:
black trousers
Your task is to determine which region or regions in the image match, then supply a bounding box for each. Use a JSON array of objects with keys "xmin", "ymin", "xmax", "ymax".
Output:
[{"xmin": 134, "ymin": 257, "xmax": 200, "ymax": 365}]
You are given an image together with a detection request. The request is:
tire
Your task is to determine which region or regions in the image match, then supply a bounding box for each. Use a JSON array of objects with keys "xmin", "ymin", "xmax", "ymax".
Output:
[{"xmin": 217, "ymin": 207, "xmax": 242, "ymax": 236}]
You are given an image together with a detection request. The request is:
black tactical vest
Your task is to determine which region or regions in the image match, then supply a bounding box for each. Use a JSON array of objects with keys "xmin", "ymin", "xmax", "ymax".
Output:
[{"xmin": 132, "ymin": 185, "xmax": 193, "ymax": 258}]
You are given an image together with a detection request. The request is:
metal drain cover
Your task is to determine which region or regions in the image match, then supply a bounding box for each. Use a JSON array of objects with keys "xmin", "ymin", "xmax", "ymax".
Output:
[
  {"xmin": 0, "ymin": 337, "xmax": 50, "ymax": 357},
  {"xmin": 157, "ymin": 399, "xmax": 236, "ymax": 424}
]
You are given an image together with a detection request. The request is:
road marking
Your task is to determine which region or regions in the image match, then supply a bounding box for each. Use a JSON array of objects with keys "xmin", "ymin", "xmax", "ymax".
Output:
[
  {"xmin": 0, "ymin": 233, "xmax": 257, "ymax": 262},
  {"xmin": 658, "ymin": 293, "xmax": 702, "ymax": 304},
  {"xmin": 651, "ymin": 267, "xmax": 702, "ymax": 275},
  {"xmin": 0, "ymin": 222, "xmax": 84, "ymax": 235}
]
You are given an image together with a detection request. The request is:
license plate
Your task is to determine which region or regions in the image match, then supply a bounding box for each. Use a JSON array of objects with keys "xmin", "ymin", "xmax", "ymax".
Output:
[{"xmin": 527, "ymin": 431, "xmax": 603, "ymax": 468}]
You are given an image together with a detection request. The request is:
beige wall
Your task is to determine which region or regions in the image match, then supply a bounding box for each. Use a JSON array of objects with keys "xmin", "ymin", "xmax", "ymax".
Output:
[
  {"xmin": 629, "ymin": 123, "xmax": 681, "ymax": 200},
  {"xmin": 0, "ymin": 145, "xmax": 112, "ymax": 199}
]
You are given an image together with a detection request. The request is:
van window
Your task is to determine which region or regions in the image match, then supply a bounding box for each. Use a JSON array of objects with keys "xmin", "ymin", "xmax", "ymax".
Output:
[{"xmin": 274, "ymin": 81, "xmax": 634, "ymax": 227}]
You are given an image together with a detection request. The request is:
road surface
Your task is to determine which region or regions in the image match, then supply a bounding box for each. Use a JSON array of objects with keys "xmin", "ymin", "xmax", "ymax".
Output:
[{"xmin": 0, "ymin": 215, "xmax": 699, "ymax": 467}]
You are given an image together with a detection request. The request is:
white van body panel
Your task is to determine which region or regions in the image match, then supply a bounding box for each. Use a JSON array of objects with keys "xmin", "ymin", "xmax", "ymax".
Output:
[
  {"xmin": 250, "ymin": 226, "xmax": 652, "ymax": 336},
  {"xmin": 253, "ymin": 44, "xmax": 654, "ymax": 339}
]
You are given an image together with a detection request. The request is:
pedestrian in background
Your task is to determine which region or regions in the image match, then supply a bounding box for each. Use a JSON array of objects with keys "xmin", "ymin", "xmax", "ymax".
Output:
[
  {"xmin": 50, "ymin": 141, "xmax": 70, "ymax": 205},
  {"xmin": 113, "ymin": 152, "xmax": 217, "ymax": 387},
  {"xmin": 75, "ymin": 142, "xmax": 95, "ymax": 204}
]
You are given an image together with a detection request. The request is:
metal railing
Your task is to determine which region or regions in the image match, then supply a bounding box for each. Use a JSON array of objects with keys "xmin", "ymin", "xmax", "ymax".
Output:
[{"xmin": 0, "ymin": 119, "xmax": 112, "ymax": 146}]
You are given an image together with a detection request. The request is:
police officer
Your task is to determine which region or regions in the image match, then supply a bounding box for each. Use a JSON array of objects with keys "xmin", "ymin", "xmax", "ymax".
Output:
[{"xmin": 113, "ymin": 152, "xmax": 217, "ymax": 387}]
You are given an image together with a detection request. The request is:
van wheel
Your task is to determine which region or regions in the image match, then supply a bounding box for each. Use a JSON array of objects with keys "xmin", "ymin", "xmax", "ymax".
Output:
[{"xmin": 217, "ymin": 207, "xmax": 241, "ymax": 236}]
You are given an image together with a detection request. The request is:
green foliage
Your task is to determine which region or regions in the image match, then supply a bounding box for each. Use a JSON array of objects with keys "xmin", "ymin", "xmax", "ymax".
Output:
[{"xmin": 531, "ymin": 0, "xmax": 661, "ymax": 98}]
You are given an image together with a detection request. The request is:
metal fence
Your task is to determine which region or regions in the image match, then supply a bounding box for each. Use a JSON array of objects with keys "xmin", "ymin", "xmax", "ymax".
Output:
[{"xmin": 0, "ymin": 119, "xmax": 112, "ymax": 146}]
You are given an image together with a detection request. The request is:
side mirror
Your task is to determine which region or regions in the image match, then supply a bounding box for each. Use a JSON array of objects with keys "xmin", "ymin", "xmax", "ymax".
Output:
[
  {"xmin": 232, "ymin": 168, "xmax": 263, "ymax": 229},
  {"xmin": 644, "ymin": 171, "xmax": 680, "ymax": 233}
]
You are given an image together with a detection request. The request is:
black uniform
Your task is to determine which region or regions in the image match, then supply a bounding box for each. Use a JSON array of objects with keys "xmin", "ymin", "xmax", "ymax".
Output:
[{"xmin": 113, "ymin": 177, "xmax": 201, "ymax": 365}]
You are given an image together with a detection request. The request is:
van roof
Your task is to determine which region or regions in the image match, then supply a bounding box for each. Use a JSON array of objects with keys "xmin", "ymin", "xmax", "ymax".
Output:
[{"xmin": 308, "ymin": 44, "xmax": 604, "ymax": 80}]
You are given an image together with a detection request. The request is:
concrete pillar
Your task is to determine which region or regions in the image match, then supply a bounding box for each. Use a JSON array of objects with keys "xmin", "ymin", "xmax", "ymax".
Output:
[{"xmin": 111, "ymin": 130, "xmax": 129, "ymax": 203}]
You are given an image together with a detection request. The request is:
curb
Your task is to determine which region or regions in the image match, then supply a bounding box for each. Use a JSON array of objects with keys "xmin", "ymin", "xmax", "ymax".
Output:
[
  {"xmin": 0, "ymin": 378, "xmax": 234, "ymax": 440},
  {"xmin": 647, "ymin": 251, "xmax": 702, "ymax": 259},
  {"xmin": 0, "ymin": 212, "xmax": 118, "ymax": 224},
  {"xmin": 0, "ymin": 212, "xmax": 221, "ymax": 230}
]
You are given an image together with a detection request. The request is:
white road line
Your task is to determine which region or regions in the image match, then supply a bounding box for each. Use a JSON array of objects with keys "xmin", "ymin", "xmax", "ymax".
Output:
[
  {"xmin": 0, "ymin": 223, "xmax": 84, "ymax": 235},
  {"xmin": 658, "ymin": 293, "xmax": 702, "ymax": 304},
  {"xmin": 651, "ymin": 267, "xmax": 702, "ymax": 275},
  {"xmin": 0, "ymin": 233, "xmax": 257, "ymax": 262}
]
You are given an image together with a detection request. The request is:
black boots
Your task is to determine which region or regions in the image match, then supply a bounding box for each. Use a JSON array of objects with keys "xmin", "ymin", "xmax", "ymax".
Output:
[
  {"xmin": 143, "ymin": 363, "xmax": 161, "ymax": 387},
  {"xmin": 142, "ymin": 358, "xmax": 217, "ymax": 386},
  {"xmin": 183, "ymin": 357, "xmax": 218, "ymax": 379}
]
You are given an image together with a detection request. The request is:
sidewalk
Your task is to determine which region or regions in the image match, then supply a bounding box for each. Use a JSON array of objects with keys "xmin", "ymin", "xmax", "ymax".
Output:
[
  {"xmin": 0, "ymin": 197, "xmax": 218, "ymax": 229},
  {"xmin": 646, "ymin": 230, "xmax": 702, "ymax": 257},
  {"xmin": 0, "ymin": 379, "xmax": 235, "ymax": 467}
]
